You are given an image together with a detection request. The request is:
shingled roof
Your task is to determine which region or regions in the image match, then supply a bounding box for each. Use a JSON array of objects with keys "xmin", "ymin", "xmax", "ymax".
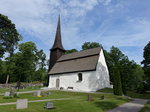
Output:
[{"xmin": 49, "ymin": 47, "xmax": 101, "ymax": 75}]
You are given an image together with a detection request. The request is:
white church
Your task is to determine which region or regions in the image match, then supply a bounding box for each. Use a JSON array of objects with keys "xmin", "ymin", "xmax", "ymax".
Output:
[{"xmin": 48, "ymin": 16, "xmax": 111, "ymax": 92}]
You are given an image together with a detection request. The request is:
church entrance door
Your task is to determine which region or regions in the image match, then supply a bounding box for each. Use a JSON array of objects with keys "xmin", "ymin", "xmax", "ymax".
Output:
[{"xmin": 56, "ymin": 78, "xmax": 60, "ymax": 88}]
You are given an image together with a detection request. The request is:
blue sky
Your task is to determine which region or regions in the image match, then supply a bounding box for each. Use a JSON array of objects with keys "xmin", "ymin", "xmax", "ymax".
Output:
[{"xmin": 0, "ymin": 0, "xmax": 149, "ymax": 64}]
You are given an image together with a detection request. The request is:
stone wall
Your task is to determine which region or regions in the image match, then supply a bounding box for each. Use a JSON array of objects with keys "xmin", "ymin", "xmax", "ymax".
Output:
[{"xmin": 0, "ymin": 83, "xmax": 43, "ymax": 88}]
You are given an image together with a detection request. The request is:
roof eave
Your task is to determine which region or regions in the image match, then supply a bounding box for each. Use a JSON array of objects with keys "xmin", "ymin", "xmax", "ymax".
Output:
[{"xmin": 49, "ymin": 69, "xmax": 96, "ymax": 75}]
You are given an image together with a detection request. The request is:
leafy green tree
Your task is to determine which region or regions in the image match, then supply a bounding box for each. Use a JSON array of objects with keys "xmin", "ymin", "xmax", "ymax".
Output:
[
  {"xmin": 0, "ymin": 61, "xmax": 7, "ymax": 83},
  {"xmin": 65, "ymin": 49, "xmax": 78, "ymax": 54},
  {"xmin": 16, "ymin": 42, "xmax": 39, "ymax": 82},
  {"xmin": 0, "ymin": 44, "xmax": 5, "ymax": 58},
  {"xmin": 0, "ymin": 13, "xmax": 22, "ymax": 55},
  {"xmin": 141, "ymin": 41, "xmax": 150, "ymax": 90},
  {"xmin": 113, "ymin": 67, "xmax": 123, "ymax": 95},
  {"xmin": 132, "ymin": 65, "xmax": 145, "ymax": 93},
  {"xmin": 4, "ymin": 41, "xmax": 47, "ymax": 83},
  {"xmin": 107, "ymin": 46, "xmax": 140, "ymax": 94},
  {"xmin": 33, "ymin": 49, "xmax": 47, "ymax": 82},
  {"xmin": 82, "ymin": 42, "xmax": 101, "ymax": 50}
]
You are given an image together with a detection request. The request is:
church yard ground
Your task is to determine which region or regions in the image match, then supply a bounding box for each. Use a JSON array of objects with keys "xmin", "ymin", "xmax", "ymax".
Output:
[{"xmin": 0, "ymin": 89, "xmax": 131, "ymax": 112}]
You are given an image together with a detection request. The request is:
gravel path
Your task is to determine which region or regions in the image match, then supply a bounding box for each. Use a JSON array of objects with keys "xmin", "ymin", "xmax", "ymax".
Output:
[{"xmin": 108, "ymin": 99, "xmax": 149, "ymax": 112}]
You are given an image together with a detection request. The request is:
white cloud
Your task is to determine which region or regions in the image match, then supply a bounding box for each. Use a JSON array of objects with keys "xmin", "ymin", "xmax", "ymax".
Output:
[{"xmin": 0, "ymin": 0, "xmax": 149, "ymax": 63}]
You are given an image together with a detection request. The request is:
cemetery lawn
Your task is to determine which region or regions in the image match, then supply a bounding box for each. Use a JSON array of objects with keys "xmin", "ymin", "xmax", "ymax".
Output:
[
  {"xmin": 98, "ymin": 88, "xmax": 150, "ymax": 99},
  {"xmin": 0, "ymin": 90, "xmax": 130, "ymax": 112}
]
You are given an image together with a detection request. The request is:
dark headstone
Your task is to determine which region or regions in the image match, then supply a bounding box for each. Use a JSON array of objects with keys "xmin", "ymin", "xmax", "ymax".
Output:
[
  {"xmin": 87, "ymin": 95, "xmax": 94, "ymax": 101},
  {"xmin": 44, "ymin": 102, "xmax": 55, "ymax": 109},
  {"xmin": 99, "ymin": 95, "xmax": 104, "ymax": 100}
]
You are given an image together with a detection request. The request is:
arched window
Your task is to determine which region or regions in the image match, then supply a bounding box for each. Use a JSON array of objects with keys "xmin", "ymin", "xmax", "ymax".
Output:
[{"xmin": 78, "ymin": 73, "xmax": 82, "ymax": 81}]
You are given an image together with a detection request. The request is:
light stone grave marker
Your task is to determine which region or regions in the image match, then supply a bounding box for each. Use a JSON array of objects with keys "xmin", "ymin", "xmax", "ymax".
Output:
[
  {"xmin": 33, "ymin": 91, "xmax": 41, "ymax": 97},
  {"xmin": 44, "ymin": 102, "xmax": 54, "ymax": 109},
  {"xmin": 4, "ymin": 92, "xmax": 10, "ymax": 96},
  {"xmin": 16, "ymin": 99, "xmax": 28, "ymax": 109},
  {"xmin": 48, "ymin": 91, "xmax": 51, "ymax": 95}
]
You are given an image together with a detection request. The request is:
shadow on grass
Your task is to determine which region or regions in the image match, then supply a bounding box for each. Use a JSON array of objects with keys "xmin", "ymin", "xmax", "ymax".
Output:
[{"xmin": 94, "ymin": 101, "xmax": 119, "ymax": 111}]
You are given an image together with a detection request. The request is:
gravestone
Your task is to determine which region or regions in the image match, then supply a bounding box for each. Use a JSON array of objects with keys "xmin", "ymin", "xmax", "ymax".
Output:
[
  {"xmin": 48, "ymin": 91, "xmax": 51, "ymax": 95},
  {"xmin": 33, "ymin": 91, "xmax": 41, "ymax": 97},
  {"xmin": 4, "ymin": 92, "xmax": 10, "ymax": 96},
  {"xmin": 16, "ymin": 99, "xmax": 28, "ymax": 109},
  {"xmin": 44, "ymin": 102, "xmax": 55, "ymax": 109},
  {"xmin": 99, "ymin": 95, "xmax": 104, "ymax": 100},
  {"xmin": 87, "ymin": 95, "xmax": 94, "ymax": 101},
  {"xmin": 42, "ymin": 92, "xmax": 47, "ymax": 97},
  {"xmin": 10, "ymin": 90, "xmax": 15, "ymax": 97}
]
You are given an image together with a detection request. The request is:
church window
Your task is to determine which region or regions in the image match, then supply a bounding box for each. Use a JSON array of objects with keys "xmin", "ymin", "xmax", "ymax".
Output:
[{"xmin": 78, "ymin": 73, "xmax": 82, "ymax": 81}]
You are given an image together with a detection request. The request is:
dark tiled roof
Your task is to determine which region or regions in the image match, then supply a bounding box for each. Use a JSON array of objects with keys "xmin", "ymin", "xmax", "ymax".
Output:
[
  {"xmin": 58, "ymin": 47, "xmax": 101, "ymax": 61},
  {"xmin": 49, "ymin": 47, "xmax": 101, "ymax": 75}
]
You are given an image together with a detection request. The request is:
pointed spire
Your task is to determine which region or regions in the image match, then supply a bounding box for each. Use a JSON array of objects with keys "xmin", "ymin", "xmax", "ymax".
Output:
[{"xmin": 51, "ymin": 15, "xmax": 65, "ymax": 51}]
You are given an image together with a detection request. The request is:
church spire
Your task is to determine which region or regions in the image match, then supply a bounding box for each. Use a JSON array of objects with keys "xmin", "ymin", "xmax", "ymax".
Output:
[
  {"xmin": 48, "ymin": 15, "xmax": 65, "ymax": 72},
  {"xmin": 51, "ymin": 15, "xmax": 65, "ymax": 51}
]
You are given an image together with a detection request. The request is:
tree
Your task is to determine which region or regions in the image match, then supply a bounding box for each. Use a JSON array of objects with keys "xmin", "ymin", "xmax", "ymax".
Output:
[
  {"xmin": 65, "ymin": 49, "xmax": 78, "ymax": 54},
  {"xmin": 141, "ymin": 41, "xmax": 150, "ymax": 90},
  {"xmin": 0, "ymin": 13, "xmax": 22, "ymax": 55},
  {"xmin": 106, "ymin": 46, "xmax": 142, "ymax": 94},
  {"xmin": 2, "ymin": 41, "xmax": 46, "ymax": 83},
  {"xmin": 33, "ymin": 49, "xmax": 47, "ymax": 82},
  {"xmin": 132, "ymin": 65, "xmax": 145, "ymax": 93},
  {"xmin": 113, "ymin": 67, "xmax": 123, "ymax": 95},
  {"xmin": 82, "ymin": 42, "xmax": 101, "ymax": 50}
]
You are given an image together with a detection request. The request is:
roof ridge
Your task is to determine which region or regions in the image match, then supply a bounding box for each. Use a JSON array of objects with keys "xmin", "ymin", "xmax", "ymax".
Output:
[
  {"xmin": 57, "ymin": 47, "xmax": 101, "ymax": 62},
  {"xmin": 65, "ymin": 47, "xmax": 101, "ymax": 55}
]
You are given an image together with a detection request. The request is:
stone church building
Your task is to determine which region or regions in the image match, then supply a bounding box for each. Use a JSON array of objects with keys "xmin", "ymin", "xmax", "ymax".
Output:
[{"xmin": 48, "ymin": 16, "xmax": 111, "ymax": 92}]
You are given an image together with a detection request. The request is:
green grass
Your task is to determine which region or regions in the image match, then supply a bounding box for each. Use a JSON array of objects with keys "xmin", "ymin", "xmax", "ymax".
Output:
[
  {"xmin": 0, "ymin": 90, "xmax": 130, "ymax": 112},
  {"xmin": 126, "ymin": 91, "xmax": 150, "ymax": 99},
  {"xmin": 0, "ymin": 88, "xmax": 10, "ymax": 93},
  {"xmin": 98, "ymin": 88, "xmax": 150, "ymax": 99},
  {"xmin": 140, "ymin": 101, "xmax": 150, "ymax": 112}
]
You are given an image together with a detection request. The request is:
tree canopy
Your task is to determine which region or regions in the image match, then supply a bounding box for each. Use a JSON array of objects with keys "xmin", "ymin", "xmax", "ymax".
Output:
[
  {"xmin": 104, "ymin": 46, "xmax": 144, "ymax": 94},
  {"xmin": 141, "ymin": 41, "xmax": 150, "ymax": 90},
  {"xmin": 82, "ymin": 42, "xmax": 101, "ymax": 50},
  {"xmin": 65, "ymin": 49, "xmax": 78, "ymax": 54},
  {"xmin": 0, "ymin": 13, "xmax": 22, "ymax": 55}
]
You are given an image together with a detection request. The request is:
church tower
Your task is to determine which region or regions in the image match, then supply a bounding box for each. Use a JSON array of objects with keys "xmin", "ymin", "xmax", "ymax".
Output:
[{"xmin": 48, "ymin": 16, "xmax": 66, "ymax": 71}]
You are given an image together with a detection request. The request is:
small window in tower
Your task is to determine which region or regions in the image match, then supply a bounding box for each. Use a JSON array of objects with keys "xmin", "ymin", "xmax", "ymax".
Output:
[{"xmin": 77, "ymin": 73, "xmax": 82, "ymax": 82}]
